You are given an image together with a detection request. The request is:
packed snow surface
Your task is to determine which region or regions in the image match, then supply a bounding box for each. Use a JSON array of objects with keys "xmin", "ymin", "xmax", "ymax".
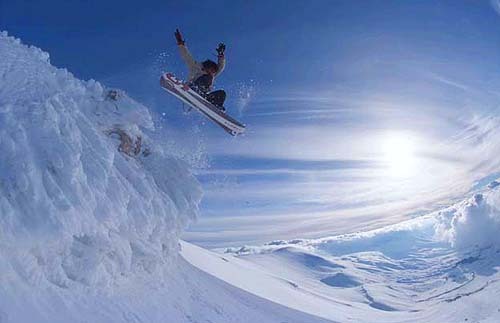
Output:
[{"xmin": 1, "ymin": 31, "xmax": 500, "ymax": 323}]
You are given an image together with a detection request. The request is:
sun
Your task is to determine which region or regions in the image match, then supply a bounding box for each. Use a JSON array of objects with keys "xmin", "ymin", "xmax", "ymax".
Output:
[{"xmin": 381, "ymin": 134, "xmax": 417, "ymax": 177}]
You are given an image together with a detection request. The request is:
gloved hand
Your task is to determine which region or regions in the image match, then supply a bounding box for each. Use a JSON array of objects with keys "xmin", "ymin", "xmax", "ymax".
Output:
[
  {"xmin": 216, "ymin": 43, "xmax": 226, "ymax": 57},
  {"xmin": 174, "ymin": 29, "xmax": 185, "ymax": 45}
]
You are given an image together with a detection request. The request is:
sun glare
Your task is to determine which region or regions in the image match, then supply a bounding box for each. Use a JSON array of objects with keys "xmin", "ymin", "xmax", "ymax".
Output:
[{"xmin": 381, "ymin": 134, "xmax": 418, "ymax": 177}]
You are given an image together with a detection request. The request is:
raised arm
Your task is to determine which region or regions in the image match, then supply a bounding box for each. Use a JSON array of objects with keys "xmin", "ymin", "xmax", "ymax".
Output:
[
  {"xmin": 174, "ymin": 29, "xmax": 198, "ymax": 69},
  {"xmin": 178, "ymin": 45, "xmax": 198, "ymax": 69},
  {"xmin": 215, "ymin": 43, "xmax": 226, "ymax": 76}
]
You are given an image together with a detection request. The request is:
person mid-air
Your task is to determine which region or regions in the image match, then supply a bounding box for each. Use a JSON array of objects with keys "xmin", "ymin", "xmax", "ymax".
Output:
[
  {"xmin": 174, "ymin": 29, "xmax": 227, "ymax": 111},
  {"xmin": 160, "ymin": 29, "xmax": 244, "ymax": 135}
]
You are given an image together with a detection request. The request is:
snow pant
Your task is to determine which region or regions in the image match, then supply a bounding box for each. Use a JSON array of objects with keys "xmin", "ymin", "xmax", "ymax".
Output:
[
  {"xmin": 191, "ymin": 74, "xmax": 226, "ymax": 109},
  {"xmin": 206, "ymin": 90, "xmax": 226, "ymax": 109}
]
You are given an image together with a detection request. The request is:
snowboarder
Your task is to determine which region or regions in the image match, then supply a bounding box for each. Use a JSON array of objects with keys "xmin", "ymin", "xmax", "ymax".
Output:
[{"xmin": 174, "ymin": 28, "xmax": 227, "ymax": 111}]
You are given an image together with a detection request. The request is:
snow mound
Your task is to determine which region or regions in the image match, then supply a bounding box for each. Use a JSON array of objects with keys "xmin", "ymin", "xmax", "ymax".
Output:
[
  {"xmin": 0, "ymin": 31, "xmax": 202, "ymax": 288},
  {"xmin": 436, "ymin": 191, "xmax": 500, "ymax": 250}
]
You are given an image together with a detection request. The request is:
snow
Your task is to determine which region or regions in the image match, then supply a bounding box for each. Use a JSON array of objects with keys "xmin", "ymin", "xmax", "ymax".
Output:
[
  {"xmin": 436, "ymin": 192, "xmax": 500, "ymax": 250},
  {"xmin": 0, "ymin": 31, "xmax": 330, "ymax": 323},
  {"xmin": 0, "ymin": 30, "xmax": 202, "ymax": 285},
  {"xmin": 1, "ymin": 30, "xmax": 500, "ymax": 323},
  {"xmin": 216, "ymin": 185, "xmax": 500, "ymax": 322}
]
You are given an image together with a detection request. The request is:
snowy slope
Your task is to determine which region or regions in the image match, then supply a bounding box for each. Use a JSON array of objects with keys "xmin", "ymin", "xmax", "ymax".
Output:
[
  {"xmin": 2, "ymin": 30, "xmax": 500, "ymax": 323},
  {"xmin": 210, "ymin": 187, "xmax": 500, "ymax": 323},
  {"xmin": 0, "ymin": 32, "xmax": 332, "ymax": 323},
  {"xmin": 0, "ymin": 29, "xmax": 203, "ymax": 286}
]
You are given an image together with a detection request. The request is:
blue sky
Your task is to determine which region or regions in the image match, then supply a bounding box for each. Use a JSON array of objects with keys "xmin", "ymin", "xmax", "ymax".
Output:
[{"xmin": 4, "ymin": 0, "xmax": 500, "ymax": 247}]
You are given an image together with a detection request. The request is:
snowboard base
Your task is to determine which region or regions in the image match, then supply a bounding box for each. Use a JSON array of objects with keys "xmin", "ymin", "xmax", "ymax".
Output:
[{"xmin": 160, "ymin": 73, "xmax": 245, "ymax": 136}]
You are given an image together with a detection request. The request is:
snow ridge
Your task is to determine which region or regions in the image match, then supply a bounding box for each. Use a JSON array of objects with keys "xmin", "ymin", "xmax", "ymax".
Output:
[
  {"xmin": 0, "ymin": 31, "xmax": 331, "ymax": 323},
  {"xmin": 0, "ymin": 31, "xmax": 202, "ymax": 289}
]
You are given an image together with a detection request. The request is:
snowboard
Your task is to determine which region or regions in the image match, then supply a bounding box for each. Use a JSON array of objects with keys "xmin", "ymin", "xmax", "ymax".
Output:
[{"xmin": 160, "ymin": 72, "xmax": 246, "ymax": 136}]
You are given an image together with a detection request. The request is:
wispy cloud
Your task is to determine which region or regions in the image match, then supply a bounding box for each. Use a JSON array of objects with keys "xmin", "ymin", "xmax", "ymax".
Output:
[
  {"xmin": 187, "ymin": 57, "xmax": 500, "ymax": 248},
  {"xmin": 425, "ymin": 72, "xmax": 470, "ymax": 92},
  {"xmin": 491, "ymin": 0, "xmax": 500, "ymax": 16}
]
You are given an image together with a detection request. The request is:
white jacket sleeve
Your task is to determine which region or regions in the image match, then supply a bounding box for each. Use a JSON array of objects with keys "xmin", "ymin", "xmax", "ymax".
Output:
[
  {"xmin": 178, "ymin": 45, "xmax": 198, "ymax": 71},
  {"xmin": 215, "ymin": 54, "xmax": 225, "ymax": 77}
]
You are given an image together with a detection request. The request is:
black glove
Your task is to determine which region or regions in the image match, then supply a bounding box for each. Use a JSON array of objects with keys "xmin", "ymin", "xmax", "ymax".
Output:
[
  {"xmin": 174, "ymin": 29, "xmax": 185, "ymax": 45},
  {"xmin": 216, "ymin": 43, "xmax": 226, "ymax": 57}
]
